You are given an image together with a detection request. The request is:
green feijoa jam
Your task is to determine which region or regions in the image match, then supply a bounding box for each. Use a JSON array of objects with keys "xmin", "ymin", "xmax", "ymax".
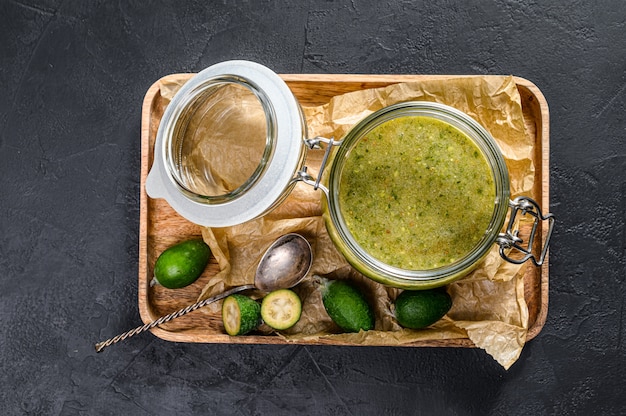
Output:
[
  {"xmin": 153, "ymin": 239, "xmax": 211, "ymax": 289},
  {"xmin": 339, "ymin": 116, "xmax": 496, "ymax": 270},
  {"xmin": 321, "ymin": 279, "xmax": 374, "ymax": 333},
  {"xmin": 394, "ymin": 288, "xmax": 452, "ymax": 329},
  {"xmin": 222, "ymin": 294, "xmax": 262, "ymax": 336}
]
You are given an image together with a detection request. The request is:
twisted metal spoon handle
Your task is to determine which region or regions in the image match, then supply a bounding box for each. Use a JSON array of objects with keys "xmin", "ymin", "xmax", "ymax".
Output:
[{"xmin": 95, "ymin": 284, "xmax": 255, "ymax": 353}]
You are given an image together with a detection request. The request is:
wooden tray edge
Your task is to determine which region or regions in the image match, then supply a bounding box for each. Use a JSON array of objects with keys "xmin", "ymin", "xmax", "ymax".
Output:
[
  {"xmin": 147, "ymin": 326, "xmax": 478, "ymax": 348},
  {"xmin": 512, "ymin": 76, "xmax": 550, "ymax": 341},
  {"xmin": 138, "ymin": 79, "xmax": 163, "ymax": 328},
  {"xmin": 138, "ymin": 73, "xmax": 550, "ymax": 345}
]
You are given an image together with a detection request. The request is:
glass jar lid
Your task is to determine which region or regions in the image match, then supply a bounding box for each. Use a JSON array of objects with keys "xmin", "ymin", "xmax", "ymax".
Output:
[{"xmin": 146, "ymin": 60, "xmax": 307, "ymax": 227}]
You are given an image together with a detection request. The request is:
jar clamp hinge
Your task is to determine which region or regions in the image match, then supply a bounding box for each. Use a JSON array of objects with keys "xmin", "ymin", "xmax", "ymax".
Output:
[
  {"xmin": 496, "ymin": 196, "xmax": 555, "ymax": 266},
  {"xmin": 293, "ymin": 136, "xmax": 343, "ymax": 196}
]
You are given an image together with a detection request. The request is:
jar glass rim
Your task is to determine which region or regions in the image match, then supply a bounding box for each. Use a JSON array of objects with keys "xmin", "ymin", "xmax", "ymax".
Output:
[{"xmin": 164, "ymin": 76, "xmax": 276, "ymax": 204}]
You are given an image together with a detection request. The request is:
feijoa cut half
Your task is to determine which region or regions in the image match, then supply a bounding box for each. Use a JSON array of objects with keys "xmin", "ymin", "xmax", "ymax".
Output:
[
  {"xmin": 260, "ymin": 289, "xmax": 302, "ymax": 330},
  {"xmin": 222, "ymin": 294, "xmax": 262, "ymax": 336}
]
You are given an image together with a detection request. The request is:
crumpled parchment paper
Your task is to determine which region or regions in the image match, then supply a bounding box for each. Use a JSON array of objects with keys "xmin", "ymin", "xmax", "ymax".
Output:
[{"xmin": 158, "ymin": 74, "xmax": 534, "ymax": 369}]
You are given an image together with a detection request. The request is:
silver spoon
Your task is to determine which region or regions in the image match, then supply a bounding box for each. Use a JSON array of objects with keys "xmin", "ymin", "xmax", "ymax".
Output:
[{"xmin": 95, "ymin": 233, "xmax": 313, "ymax": 352}]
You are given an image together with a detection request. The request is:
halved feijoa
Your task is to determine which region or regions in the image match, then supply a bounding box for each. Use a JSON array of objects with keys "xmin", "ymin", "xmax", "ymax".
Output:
[
  {"xmin": 222, "ymin": 294, "xmax": 262, "ymax": 336},
  {"xmin": 260, "ymin": 289, "xmax": 302, "ymax": 330}
]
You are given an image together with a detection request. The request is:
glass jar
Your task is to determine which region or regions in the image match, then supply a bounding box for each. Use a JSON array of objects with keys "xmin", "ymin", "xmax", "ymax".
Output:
[
  {"xmin": 146, "ymin": 60, "xmax": 307, "ymax": 227},
  {"xmin": 320, "ymin": 101, "xmax": 521, "ymax": 289}
]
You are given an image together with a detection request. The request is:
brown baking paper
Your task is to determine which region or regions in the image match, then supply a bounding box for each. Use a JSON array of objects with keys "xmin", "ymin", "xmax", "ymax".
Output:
[{"xmin": 159, "ymin": 75, "xmax": 535, "ymax": 369}]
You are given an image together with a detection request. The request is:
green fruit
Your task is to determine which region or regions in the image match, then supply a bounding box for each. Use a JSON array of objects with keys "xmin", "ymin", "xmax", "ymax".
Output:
[
  {"xmin": 321, "ymin": 280, "xmax": 374, "ymax": 333},
  {"xmin": 153, "ymin": 239, "xmax": 211, "ymax": 289},
  {"xmin": 394, "ymin": 288, "xmax": 452, "ymax": 329},
  {"xmin": 222, "ymin": 294, "xmax": 261, "ymax": 336},
  {"xmin": 261, "ymin": 289, "xmax": 302, "ymax": 330}
]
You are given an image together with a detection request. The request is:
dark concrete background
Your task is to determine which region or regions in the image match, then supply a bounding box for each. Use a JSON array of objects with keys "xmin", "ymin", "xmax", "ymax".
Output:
[{"xmin": 1, "ymin": 0, "xmax": 624, "ymax": 414}]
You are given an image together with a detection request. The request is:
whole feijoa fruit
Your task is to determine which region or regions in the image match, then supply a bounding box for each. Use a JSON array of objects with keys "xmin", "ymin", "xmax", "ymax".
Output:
[
  {"xmin": 321, "ymin": 279, "xmax": 374, "ymax": 333},
  {"xmin": 153, "ymin": 239, "xmax": 211, "ymax": 289},
  {"xmin": 394, "ymin": 288, "xmax": 452, "ymax": 329}
]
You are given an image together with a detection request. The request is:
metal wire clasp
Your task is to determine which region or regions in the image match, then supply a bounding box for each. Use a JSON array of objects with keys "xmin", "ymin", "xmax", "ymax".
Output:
[
  {"xmin": 496, "ymin": 196, "xmax": 555, "ymax": 266},
  {"xmin": 293, "ymin": 136, "xmax": 343, "ymax": 196}
]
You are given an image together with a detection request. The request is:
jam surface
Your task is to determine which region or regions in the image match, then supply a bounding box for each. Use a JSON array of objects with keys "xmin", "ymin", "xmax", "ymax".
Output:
[{"xmin": 339, "ymin": 116, "xmax": 496, "ymax": 270}]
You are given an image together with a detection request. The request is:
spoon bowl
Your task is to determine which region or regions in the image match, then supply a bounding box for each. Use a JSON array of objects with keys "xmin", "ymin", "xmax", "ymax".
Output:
[
  {"xmin": 254, "ymin": 233, "xmax": 313, "ymax": 291},
  {"xmin": 95, "ymin": 233, "xmax": 313, "ymax": 352}
]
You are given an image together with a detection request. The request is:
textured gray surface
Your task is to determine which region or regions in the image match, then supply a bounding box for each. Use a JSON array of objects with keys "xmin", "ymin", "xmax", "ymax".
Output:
[{"xmin": 1, "ymin": 1, "xmax": 625, "ymax": 414}]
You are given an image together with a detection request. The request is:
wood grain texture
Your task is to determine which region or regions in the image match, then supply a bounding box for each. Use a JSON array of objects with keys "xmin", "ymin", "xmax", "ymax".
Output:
[{"xmin": 138, "ymin": 74, "xmax": 550, "ymax": 346}]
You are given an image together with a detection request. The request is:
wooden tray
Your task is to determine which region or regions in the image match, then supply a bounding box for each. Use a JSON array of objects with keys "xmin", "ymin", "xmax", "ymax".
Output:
[{"xmin": 139, "ymin": 74, "xmax": 550, "ymax": 347}]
